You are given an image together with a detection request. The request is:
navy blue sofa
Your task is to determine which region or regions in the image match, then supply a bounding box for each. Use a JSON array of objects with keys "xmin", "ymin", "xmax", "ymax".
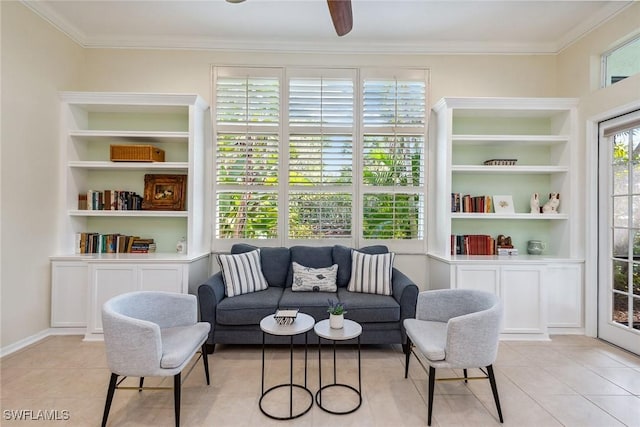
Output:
[{"xmin": 198, "ymin": 244, "xmax": 419, "ymax": 354}]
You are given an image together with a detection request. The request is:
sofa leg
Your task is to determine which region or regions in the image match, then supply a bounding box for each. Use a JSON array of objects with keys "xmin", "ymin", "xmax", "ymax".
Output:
[
  {"xmin": 205, "ymin": 343, "xmax": 215, "ymax": 354},
  {"xmin": 404, "ymin": 338, "xmax": 412, "ymax": 379}
]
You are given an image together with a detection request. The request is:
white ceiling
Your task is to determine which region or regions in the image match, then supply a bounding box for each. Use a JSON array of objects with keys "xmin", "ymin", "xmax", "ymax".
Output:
[{"xmin": 23, "ymin": 0, "xmax": 633, "ymax": 54}]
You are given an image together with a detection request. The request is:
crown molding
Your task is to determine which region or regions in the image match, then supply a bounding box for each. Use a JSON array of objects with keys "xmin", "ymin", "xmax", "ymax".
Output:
[{"xmin": 20, "ymin": 0, "xmax": 633, "ymax": 56}]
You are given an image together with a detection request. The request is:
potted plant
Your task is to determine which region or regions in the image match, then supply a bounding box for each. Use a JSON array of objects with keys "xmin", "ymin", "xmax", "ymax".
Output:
[{"xmin": 327, "ymin": 299, "xmax": 347, "ymax": 329}]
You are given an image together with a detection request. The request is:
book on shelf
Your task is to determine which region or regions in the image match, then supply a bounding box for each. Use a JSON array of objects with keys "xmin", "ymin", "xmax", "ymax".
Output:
[
  {"xmin": 451, "ymin": 234, "xmax": 496, "ymax": 255},
  {"xmin": 80, "ymin": 190, "xmax": 143, "ymax": 211},
  {"xmin": 451, "ymin": 193, "xmax": 493, "ymax": 213},
  {"xmin": 75, "ymin": 233, "xmax": 155, "ymax": 254}
]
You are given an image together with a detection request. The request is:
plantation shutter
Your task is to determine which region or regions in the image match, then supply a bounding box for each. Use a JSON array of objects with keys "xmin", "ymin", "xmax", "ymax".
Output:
[
  {"xmin": 361, "ymin": 70, "xmax": 427, "ymax": 242},
  {"xmin": 214, "ymin": 68, "xmax": 282, "ymax": 240},
  {"xmin": 288, "ymin": 71, "xmax": 355, "ymax": 239}
]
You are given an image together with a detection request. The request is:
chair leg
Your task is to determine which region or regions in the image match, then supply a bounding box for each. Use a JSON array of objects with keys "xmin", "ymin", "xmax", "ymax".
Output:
[
  {"xmin": 404, "ymin": 338, "xmax": 412, "ymax": 379},
  {"xmin": 463, "ymin": 368, "xmax": 468, "ymax": 383},
  {"xmin": 487, "ymin": 365, "xmax": 503, "ymax": 423},
  {"xmin": 101, "ymin": 373, "xmax": 118, "ymax": 427},
  {"xmin": 427, "ymin": 366, "xmax": 436, "ymax": 426},
  {"xmin": 139, "ymin": 377, "xmax": 144, "ymax": 391},
  {"xmin": 201, "ymin": 344, "xmax": 210, "ymax": 385},
  {"xmin": 174, "ymin": 373, "xmax": 181, "ymax": 427}
]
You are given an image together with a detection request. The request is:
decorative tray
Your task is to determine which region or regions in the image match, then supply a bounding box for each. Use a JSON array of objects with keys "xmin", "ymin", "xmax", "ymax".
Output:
[
  {"xmin": 483, "ymin": 159, "xmax": 517, "ymax": 166},
  {"xmin": 274, "ymin": 309, "xmax": 299, "ymax": 326}
]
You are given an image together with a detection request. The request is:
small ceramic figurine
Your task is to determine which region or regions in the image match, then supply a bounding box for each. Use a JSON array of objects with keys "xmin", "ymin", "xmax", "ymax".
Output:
[
  {"xmin": 530, "ymin": 192, "xmax": 540, "ymax": 214},
  {"xmin": 176, "ymin": 237, "xmax": 186, "ymax": 254},
  {"xmin": 542, "ymin": 192, "xmax": 560, "ymax": 214}
]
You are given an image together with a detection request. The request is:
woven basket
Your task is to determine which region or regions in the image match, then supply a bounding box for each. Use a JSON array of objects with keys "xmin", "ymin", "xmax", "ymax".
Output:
[{"xmin": 110, "ymin": 145, "xmax": 165, "ymax": 162}]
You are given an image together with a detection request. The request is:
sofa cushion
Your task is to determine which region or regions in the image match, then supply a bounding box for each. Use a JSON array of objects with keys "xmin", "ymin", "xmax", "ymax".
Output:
[
  {"xmin": 279, "ymin": 288, "xmax": 338, "ymax": 321},
  {"xmin": 216, "ymin": 287, "xmax": 283, "ymax": 325},
  {"xmin": 347, "ymin": 250, "xmax": 395, "ymax": 295},
  {"xmin": 292, "ymin": 262, "xmax": 338, "ymax": 292},
  {"xmin": 286, "ymin": 246, "xmax": 334, "ymax": 287},
  {"xmin": 231, "ymin": 244, "xmax": 291, "ymax": 287},
  {"xmin": 333, "ymin": 245, "xmax": 389, "ymax": 287},
  {"xmin": 218, "ymin": 249, "xmax": 269, "ymax": 297},
  {"xmin": 337, "ymin": 288, "xmax": 400, "ymax": 323}
]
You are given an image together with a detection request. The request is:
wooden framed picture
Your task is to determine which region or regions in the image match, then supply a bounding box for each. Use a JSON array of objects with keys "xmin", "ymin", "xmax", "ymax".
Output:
[{"xmin": 142, "ymin": 174, "xmax": 187, "ymax": 210}]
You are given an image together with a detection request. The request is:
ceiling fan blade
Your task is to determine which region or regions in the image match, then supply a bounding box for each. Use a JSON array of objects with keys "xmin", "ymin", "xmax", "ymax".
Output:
[{"xmin": 327, "ymin": 0, "xmax": 353, "ymax": 36}]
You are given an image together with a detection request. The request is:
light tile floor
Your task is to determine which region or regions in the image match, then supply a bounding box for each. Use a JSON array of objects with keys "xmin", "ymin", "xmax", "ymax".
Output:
[{"xmin": 1, "ymin": 334, "xmax": 639, "ymax": 426}]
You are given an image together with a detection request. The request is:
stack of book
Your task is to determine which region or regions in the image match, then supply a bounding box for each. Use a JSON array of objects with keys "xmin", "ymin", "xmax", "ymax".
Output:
[
  {"xmin": 497, "ymin": 246, "xmax": 518, "ymax": 256},
  {"xmin": 274, "ymin": 309, "xmax": 298, "ymax": 326},
  {"xmin": 451, "ymin": 193, "xmax": 493, "ymax": 213},
  {"xmin": 451, "ymin": 234, "xmax": 496, "ymax": 255}
]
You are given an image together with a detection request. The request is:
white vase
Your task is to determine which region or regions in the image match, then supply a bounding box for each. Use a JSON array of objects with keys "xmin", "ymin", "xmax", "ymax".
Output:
[{"xmin": 329, "ymin": 313, "xmax": 344, "ymax": 329}]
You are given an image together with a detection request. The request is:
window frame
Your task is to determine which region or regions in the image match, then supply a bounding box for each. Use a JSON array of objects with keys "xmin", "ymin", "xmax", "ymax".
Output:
[
  {"xmin": 601, "ymin": 33, "xmax": 640, "ymax": 88},
  {"xmin": 212, "ymin": 66, "xmax": 429, "ymax": 254}
]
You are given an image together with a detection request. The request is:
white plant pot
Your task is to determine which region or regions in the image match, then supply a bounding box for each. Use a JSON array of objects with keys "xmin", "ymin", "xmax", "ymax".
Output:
[{"xmin": 330, "ymin": 314, "xmax": 344, "ymax": 329}]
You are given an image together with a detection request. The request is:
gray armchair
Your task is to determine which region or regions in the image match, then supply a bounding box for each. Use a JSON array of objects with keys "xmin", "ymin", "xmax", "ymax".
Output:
[
  {"xmin": 101, "ymin": 291, "xmax": 211, "ymax": 427},
  {"xmin": 403, "ymin": 289, "xmax": 503, "ymax": 426}
]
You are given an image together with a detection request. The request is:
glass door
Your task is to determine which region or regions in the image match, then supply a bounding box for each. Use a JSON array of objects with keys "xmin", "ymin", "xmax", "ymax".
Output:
[{"xmin": 598, "ymin": 110, "xmax": 640, "ymax": 355}]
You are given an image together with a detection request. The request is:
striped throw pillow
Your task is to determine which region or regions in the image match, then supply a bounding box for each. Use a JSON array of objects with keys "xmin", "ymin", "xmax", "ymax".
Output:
[
  {"xmin": 347, "ymin": 250, "xmax": 395, "ymax": 295},
  {"xmin": 218, "ymin": 249, "xmax": 268, "ymax": 297}
]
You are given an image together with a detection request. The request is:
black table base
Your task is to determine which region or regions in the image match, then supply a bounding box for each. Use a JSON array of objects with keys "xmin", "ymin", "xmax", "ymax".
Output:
[
  {"xmin": 315, "ymin": 336, "xmax": 362, "ymax": 414},
  {"xmin": 260, "ymin": 332, "xmax": 313, "ymax": 420}
]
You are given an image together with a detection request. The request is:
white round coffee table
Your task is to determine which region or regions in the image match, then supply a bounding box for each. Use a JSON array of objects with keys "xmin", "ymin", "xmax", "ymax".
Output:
[
  {"xmin": 259, "ymin": 312, "xmax": 315, "ymax": 420},
  {"xmin": 314, "ymin": 318, "xmax": 363, "ymax": 414}
]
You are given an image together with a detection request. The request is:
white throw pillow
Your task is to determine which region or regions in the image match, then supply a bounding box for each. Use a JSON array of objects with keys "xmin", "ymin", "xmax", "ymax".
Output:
[
  {"xmin": 292, "ymin": 262, "xmax": 338, "ymax": 292},
  {"xmin": 347, "ymin": 250, "xmax": 395, "ymax": 296},
  {"xmin": 217, "ymin": 249, "xmax": 268, "ymax": 297}
]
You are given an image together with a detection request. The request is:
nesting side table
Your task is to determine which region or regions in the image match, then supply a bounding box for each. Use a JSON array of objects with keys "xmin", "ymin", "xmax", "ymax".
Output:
[
  {"xmin": 259, "ymin": 312, "xmax": 315, "ymax": 420},
  {"xmin": 314, "ymin": 318, "xmax": 363, "ymax": 414}
]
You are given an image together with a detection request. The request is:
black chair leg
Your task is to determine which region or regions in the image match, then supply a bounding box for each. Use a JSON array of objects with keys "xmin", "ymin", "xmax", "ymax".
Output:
[
  {"xmin": 427, "ymin": 366, "xmax": 436, "ymax": 426},
  {"xmin": 202, "ymin": 344, "xmax": 210, "ymax": 385},
  {"xmin": 101, "ymin": 373, "xmax": 118, "ymax": 427},
  {"xmin": 487, "ymin": 365, "xmax": 503, "ymax": 423},
  {"xmin": 404, "ymin": 338, "xmax": 412, "ymax": 379},
  {"xmin": 463, "ymin": 368, "xmax": 468, "ymax": 383},
  {"xmin": 139, "ymin": 377, "xmax": 144, "ymax": 391},
  {"xmin": 174, "ymin": 373, "xmax": 181, "ymax": 427}
]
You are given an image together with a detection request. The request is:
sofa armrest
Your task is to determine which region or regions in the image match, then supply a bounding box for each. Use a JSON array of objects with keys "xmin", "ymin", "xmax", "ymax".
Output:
[
  {"xmin": 197, "ymin": 272, "xmax": 226, "ymax": 347},
  {"xmin": 391, "ymin": 268, "xmax": 419, "ymax": 343}
]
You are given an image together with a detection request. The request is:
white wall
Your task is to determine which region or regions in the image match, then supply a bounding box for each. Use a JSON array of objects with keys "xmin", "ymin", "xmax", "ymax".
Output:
[
  {"xmin": 0, "ymin": 2, "xmax": 83, "ymax": 350},
  {"xmin": 556, "ymin": 1, "xmax": 640, "ymax": 336},
  {"xmin": 77, "ymin": 50, "xmax": 557, "ymax": 292},
  {"xmin": 1, "ymin": 1, "xmax": 636, "ymax": 351}
]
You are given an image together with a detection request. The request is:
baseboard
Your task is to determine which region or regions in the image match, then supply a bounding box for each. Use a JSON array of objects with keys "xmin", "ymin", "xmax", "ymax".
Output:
[
  {"xmin": 0, "ymin": 328, "xmax": 85, "ymax": 358},
  {"xmin": 0, "ymin": 329, "xmax": 50, "ymax": 358},
  {"xmin": 548, "ymin": 327, "xmax": 585, "ymax": 335}
]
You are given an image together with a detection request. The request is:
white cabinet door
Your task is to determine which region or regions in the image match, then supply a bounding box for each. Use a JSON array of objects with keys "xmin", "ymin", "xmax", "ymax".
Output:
[
  {"xmin": 455, "ymin": 265, "xmax": 500, "ymax": 294},
  {"xmin": 501, "ymin": 266, "xmax": 546, "ymax": 334},
  {"xmin": 51, "ymin": 261, "xmax": 88, "ymax": 327},
  {"xmin": 88, "ymin": 263, "xmax": 137, "ymax": 336},
  {"xmin": 546, "ymin": 263, "xmax": 583, "ymax": 328},
  {"xmin": 138, "ymin": 264, "xmax": 185, "ymax": 293}
]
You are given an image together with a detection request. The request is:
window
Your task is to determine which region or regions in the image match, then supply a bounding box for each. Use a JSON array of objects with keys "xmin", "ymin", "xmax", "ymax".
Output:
[
  {"xmin": 288, "ymin": 69, "xmax": 356, "ymax": 240},
  {"xmin": 602, "ymin": 34, "xmax": 640, "ymax": 87},
  {"xmin": 361, "ymin": 70, "xmax": 426, "ymax": 244},
  {"xmin": 213, "ymin": 67, "xmax": 428, "ymax": 252}
]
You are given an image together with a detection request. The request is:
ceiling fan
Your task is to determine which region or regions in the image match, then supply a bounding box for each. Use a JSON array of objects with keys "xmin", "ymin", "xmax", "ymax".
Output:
[
  {"xmin": 226, "ymin": 0, "xmax": 353, "ymax": 37},
  {"xmin": 327, "ymin": 0, "xmax": 353, "ymax": 36}
]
